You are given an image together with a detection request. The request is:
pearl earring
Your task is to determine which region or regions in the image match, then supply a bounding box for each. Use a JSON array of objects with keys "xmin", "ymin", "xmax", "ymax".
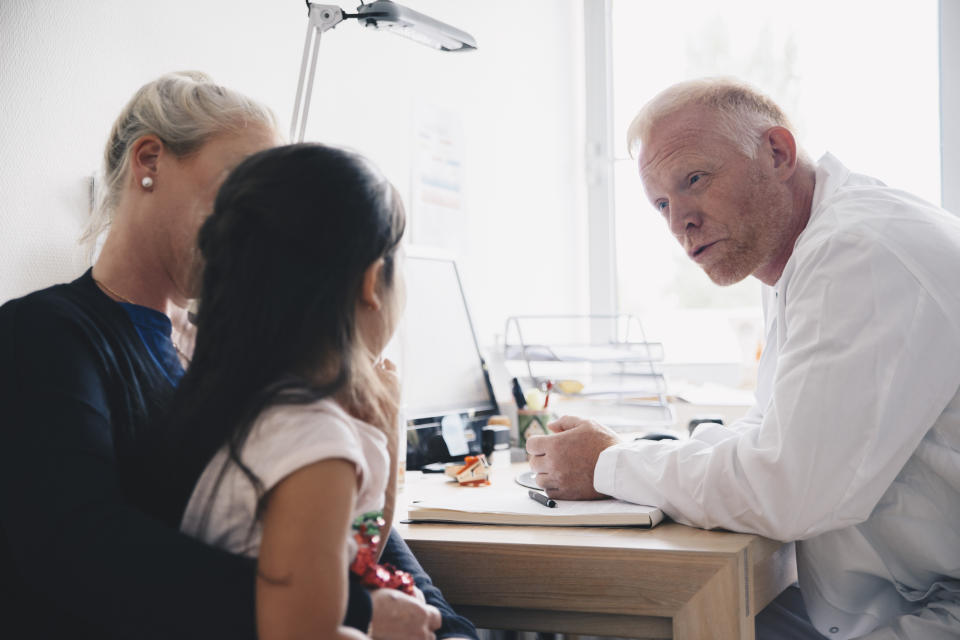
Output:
[{"xmin": 141, "ymin": 176, "xmax": 154, "ymax": 189}]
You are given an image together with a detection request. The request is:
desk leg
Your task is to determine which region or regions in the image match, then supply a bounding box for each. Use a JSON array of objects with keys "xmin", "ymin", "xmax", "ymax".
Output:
[{"xmin": 672, "ymin": 557, "xmax": 754, "ymax": 640}]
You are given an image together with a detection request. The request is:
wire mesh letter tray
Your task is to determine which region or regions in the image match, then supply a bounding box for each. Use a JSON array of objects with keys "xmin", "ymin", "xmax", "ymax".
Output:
[{"xmin": 503, "ymin": 315, "xmax": 673, "ymax": 427}]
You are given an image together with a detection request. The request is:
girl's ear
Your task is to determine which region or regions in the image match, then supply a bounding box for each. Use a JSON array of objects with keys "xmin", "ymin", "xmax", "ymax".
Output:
[{"xmin": 359, "ymin": 258, "xmax": 385, "ymax": 311}]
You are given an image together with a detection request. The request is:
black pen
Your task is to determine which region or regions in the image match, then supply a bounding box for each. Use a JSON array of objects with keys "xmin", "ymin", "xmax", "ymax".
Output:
[
  {"xmin": 528, "ymin": 489, "xmax": 557, "ymax": 508},
  {"xmin": 512, "ymin": 377, "xmax": 527, "ymax": 409}
]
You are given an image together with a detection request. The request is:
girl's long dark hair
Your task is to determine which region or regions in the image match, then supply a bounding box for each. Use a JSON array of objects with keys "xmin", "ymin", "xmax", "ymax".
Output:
[{"xmin": 150, "ymin": 143, "xmax": 405, "ymax": 525}]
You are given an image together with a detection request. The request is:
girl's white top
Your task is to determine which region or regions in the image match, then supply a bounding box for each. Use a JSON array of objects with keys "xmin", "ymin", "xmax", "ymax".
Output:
[{"xmin": 181, "ymin": 398, "xmax": 389, "ymax": 558}]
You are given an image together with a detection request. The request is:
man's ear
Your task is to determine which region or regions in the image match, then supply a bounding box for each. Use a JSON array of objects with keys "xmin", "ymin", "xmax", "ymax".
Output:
[
  {"xmin": 764, "ymin": 126, "xmax": 798, "ymax": 181},
  {"xmin": 359, "ymin": 258, "xmax": 385, "ymax": 311},
  {"xmin": 130, "ymin": 135, "xmax": 163, "ymax": 186}
]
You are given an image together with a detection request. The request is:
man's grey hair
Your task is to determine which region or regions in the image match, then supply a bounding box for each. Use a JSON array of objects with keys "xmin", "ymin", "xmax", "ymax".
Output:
[{"xmin": 627, "ymin": 77, "xmax": 800, "ymax": 160}]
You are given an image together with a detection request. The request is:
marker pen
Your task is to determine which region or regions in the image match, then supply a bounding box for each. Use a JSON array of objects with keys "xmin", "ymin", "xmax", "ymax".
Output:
[{"xmin": 528, "ymin": 489, "xmax": 557, "ymax": 508}]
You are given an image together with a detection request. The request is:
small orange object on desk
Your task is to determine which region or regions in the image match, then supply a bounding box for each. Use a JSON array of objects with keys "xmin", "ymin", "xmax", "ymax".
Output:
[{"xmin": 444, "ymin": 454, "xmax": 491, "ymax": 486}]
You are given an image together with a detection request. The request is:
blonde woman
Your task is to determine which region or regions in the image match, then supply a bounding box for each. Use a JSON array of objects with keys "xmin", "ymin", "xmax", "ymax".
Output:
[{"xmin": 0, "ymin": 72, "xmax": 474, "ymax": 640}]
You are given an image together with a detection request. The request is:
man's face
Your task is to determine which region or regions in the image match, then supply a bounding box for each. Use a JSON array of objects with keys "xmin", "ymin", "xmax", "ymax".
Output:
[{"xmin": 638, "ymin": 107, "xmax": 792, "ymax": 286}]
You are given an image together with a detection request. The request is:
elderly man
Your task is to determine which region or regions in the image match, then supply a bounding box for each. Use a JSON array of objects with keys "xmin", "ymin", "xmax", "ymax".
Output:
[{"xmin": 527, "ymin": 78, "xmax": 960, "ymax": 639}]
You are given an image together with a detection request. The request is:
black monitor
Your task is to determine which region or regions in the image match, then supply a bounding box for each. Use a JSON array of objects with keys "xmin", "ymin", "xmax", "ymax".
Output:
[{"xmin": 391, "ymin": 252, "xmax": 499, "ymax": 468}]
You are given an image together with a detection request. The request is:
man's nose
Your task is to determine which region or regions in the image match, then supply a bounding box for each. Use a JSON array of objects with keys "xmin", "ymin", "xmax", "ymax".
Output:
[{"xmin": 668, "ymin": 195, "xmax": 701, "ymax": 238}]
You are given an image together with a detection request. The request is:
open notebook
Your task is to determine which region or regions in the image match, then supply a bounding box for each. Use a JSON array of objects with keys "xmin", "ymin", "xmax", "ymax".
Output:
[{"xmin": 406, "ymin": 490, "xmax": 663, "ymax": 528}]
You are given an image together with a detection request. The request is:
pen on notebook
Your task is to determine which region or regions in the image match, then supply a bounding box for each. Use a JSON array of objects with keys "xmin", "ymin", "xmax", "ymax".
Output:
[
  {"xmin": 528, "ymin": 489, "xmax": 557, "ymax": 508},
  {"xmin": 512, "ymin": 377, "xmax": 527, "ymax": 409}
]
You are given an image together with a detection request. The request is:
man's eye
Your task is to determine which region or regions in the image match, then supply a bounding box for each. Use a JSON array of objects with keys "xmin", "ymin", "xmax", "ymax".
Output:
[
  {"xmin": 657, "ymin": 201, "xmax": 668, "ymax": 212},
  {"xmin": 689, "ymin": 174, "xmax": 701, "ymax": 185}
]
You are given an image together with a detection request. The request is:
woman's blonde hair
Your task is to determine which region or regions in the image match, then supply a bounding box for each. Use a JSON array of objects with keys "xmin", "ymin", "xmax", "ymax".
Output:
[
  {"xmin": 627, "ymin": 77, "xmax": 798, "ymax": 160},
  {"xmin": 82, "ymin": 71, "xmax": 277, "ymax": 256}
]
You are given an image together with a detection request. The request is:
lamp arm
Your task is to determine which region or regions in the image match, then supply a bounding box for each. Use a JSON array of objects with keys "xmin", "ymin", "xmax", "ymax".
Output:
[
  {"xmin": 290, "ymin": 4, "xmax": 346, "ymax": 142},
  {"xmin": 289, "ymin": 1, "xmax": 476, "ymax": 141}
]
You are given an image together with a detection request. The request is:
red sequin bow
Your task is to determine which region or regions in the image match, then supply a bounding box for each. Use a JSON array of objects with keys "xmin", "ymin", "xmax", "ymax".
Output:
[{"xmin": 349, "ymin": 511, "xmax": 415, "ymax": 596}]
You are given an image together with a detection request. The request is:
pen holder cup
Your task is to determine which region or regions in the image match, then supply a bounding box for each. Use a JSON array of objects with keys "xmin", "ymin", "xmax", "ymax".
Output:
[{"xmin": 517, "ymin": 409, "xmax": 553, "ymax": 450}]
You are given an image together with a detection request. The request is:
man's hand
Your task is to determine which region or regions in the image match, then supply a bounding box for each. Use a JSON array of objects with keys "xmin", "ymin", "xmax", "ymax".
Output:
[
  {"xmin": 525, "ymin": 416, "xmax": 621, "ymax": 500},
  {"xmin": 369, "ymin": 587, "xmax": 441, "ymax": 640}
]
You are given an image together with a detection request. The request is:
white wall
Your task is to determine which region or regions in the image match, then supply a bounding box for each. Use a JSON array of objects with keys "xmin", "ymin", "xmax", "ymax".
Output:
[{"xmin": 0, "ymin": 0, "xmax": 590, "ymax": 346}]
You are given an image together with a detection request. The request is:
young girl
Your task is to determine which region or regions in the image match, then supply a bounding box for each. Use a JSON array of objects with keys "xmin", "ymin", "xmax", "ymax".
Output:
[{"xmin": 156, "ymin": 143, "xmax": 408, "ymax": 639}]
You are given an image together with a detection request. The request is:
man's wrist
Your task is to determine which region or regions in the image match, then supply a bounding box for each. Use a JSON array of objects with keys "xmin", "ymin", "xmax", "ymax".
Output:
[{"xmin": 593, "ymin": 442, "xmax": 622, "ymax": 497}]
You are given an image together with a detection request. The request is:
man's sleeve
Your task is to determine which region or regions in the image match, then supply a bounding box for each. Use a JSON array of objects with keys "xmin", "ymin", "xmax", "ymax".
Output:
[
  {"xmin": 595, "ymin": 233, "xmax": 960, "ymax": 541},
  {"xmin": 382, "ymin": 529, "xmax": 479, "ymax": 639},
  {"xmin": 0, "ymin": 299, "xmax": 262, "ymax": 639}
]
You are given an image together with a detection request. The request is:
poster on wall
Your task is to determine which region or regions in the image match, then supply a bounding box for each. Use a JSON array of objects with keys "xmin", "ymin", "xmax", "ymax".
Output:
[{"xmin": 409, "ymin": 103, "xmax": 467, "ymax": 257}]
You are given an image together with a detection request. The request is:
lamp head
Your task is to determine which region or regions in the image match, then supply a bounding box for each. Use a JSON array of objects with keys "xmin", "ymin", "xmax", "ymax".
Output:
[
  {"xmin": 292, "ymin": 1, "xmax": 476, "ymax": 141},
  {"xmin": 355, "ymin": 0, "xmax": 477, "ymax": 51}
]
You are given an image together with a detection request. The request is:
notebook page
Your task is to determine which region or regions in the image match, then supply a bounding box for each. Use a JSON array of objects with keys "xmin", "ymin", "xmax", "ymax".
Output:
[{"xmin": 410, "ymin": 488, "xmax": 657, "ymax": 518}]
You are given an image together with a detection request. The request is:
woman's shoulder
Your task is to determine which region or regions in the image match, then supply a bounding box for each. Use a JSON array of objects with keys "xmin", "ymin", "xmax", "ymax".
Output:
[
  {"xmin": 0, "ymin": 270, "xmax": 152, "ymax": 400},
  {"xmin": 2, "ymin": 271, "xmax": 98, "ymax": 328},
  {"xmin": 1, "ymin": 269, "xmax": 137, "ymax": 360}
]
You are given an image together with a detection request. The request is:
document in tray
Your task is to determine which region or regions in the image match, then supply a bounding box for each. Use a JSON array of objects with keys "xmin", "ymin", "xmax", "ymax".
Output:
[{"xmin": 407, "ymin": 490, "xmax": 663, "ymax": 528}]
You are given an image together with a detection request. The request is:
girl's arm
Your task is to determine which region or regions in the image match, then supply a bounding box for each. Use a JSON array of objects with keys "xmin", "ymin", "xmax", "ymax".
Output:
[{"xmin": 257, "ymin": 458, "xmax": 368, "ymax": 640}]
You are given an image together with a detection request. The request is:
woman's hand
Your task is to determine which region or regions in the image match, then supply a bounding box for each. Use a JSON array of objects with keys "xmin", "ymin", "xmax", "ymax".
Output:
[
  {"xmin": 340, "ymin": 358, "xmax": 400, "ymax": 433},
  {"xmin": 372, "ymin": 358, "xmax": 401, "ymax": 433},
  {"xmin": 365, "ymin": 358, "xmax": 402, "ymax": 559},
  {"xmin": 369, "ymin": 587, "xmax": 441, "ymax": 640}
]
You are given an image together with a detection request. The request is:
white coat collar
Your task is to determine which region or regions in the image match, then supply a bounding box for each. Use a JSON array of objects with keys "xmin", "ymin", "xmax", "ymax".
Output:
[
  {"xmin": 770, "ymin": 152, "xmax": 850, "ymax": 293},
  {"xmin": 809, "ymin": 152, "xmax": 852, "ymax": 221}
]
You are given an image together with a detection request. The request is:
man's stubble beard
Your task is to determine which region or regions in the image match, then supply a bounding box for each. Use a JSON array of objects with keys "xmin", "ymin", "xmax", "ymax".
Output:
[{"xmin": 703, "ymin": 166, "xmax": 793, "ymax": 287}]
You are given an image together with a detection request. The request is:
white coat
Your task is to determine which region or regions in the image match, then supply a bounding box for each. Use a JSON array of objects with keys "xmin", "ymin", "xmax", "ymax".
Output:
[{"xmin": 594, "ymin": 154, "xmax": 960, "ymax": 639}]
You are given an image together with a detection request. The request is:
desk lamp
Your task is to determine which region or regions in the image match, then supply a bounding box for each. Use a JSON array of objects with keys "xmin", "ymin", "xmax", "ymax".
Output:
[{"xmin": 290, "ymin": 0, "xmax": 478, "ymax": 142}]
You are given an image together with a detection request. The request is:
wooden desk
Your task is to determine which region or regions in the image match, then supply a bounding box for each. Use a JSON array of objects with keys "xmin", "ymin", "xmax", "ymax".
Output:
[{"xmin": 396, "ymin": 463, "xmax": 796, "ymax": 640}]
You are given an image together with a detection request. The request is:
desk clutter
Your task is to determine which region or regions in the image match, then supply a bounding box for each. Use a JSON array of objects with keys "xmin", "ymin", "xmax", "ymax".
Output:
[
  {"xmin": 406, "ymin": 414, "xmax": 510, "ymax": 470},
  {"xmin": 404, "ymin": 463, "xmax": 663, "ymax": 528},
  {"xmin": 503, "ymin": 314, "xmax": 674, "ymax": 430},
  {"xmin": 443, "ymin": 454, "xmax": 491, "ymax": 486},
  {"xmin": 397, "ymin": 258, "xmax": 678, "ymax": 474}
]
